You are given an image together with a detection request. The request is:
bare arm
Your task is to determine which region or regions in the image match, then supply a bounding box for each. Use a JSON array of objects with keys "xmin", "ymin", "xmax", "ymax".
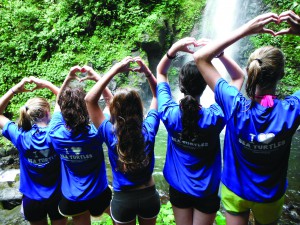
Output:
[
  {"xmin": 133, "ymin": 57, "xmax": 157, "ymax": 110},
  {"xmin": 193, "ymin": 13, "xmax": 278, "ymax": 91},
  {"xmin": 30, "ymin": 77, "xmax": 60, "ymax": 95},
  {"xmin": 276, "ymin": 11, "xmax": 300, "ymax": 36},
  {"xmin": 54, "ymin": 66, "xmax": 81, "ymax": 112},
  {"xmin": 218, "ymin": 54, "xmax": 245, "ymax": 90},
  {"xmin": 80, "ymin": 66, "xmax": 113, "ymax": 109},
  {"xmin": 0, "ymin": 77, "xmax": 32, "ymax": 128},
  {"xmin": 157, "ymin": 37, "xmax": 202, "ymax": 84},
  {"xmin": 85, "ymin": 57, "xmax": 134, "ymax": 128}
]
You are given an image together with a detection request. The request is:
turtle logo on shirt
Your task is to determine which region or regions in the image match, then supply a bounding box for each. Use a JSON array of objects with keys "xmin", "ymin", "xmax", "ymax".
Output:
[{"xmin": 257, "ymin": 133, "xmax": 275, "ymax": 144}]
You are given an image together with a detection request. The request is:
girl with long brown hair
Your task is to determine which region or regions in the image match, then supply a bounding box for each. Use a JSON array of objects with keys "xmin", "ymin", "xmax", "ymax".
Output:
[{"xmin": 85, "ymin": 56, "xmax": 160, "ymax": 225}]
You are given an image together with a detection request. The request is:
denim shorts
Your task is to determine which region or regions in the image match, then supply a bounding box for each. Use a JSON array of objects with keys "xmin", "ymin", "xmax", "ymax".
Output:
[
  {"xmin": 21, "ymin": 190, "xmax": 65, "ymax": 222},
  {"xmin": 110, "ymin": 185, "xmax": 161, "ymax": 223},
  {"xmin": 58, "ymin": 186, "xmax": 112, "ymax": 217},
  {"xmin": 221, "ymin": 184, "xmax": 284, "ymax": 224},
  {"xmin": 169, "ymin": 185, "xmax": 220, "ymax": 214}
]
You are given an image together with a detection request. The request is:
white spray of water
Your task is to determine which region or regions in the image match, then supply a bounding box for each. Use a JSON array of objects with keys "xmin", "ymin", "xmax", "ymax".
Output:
[{"xmin": 198, "ymin": 0, "xmax": 240, "ymax": 107}]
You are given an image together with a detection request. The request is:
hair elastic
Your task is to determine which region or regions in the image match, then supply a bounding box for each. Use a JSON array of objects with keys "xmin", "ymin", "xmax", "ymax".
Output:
[
  {"xmin": 254, "ymin": 58, "xmax": 262, "ymax": 65},
  {"xmin": 255, "ymin": 95, "xmax": 276, "ymax": 107}
]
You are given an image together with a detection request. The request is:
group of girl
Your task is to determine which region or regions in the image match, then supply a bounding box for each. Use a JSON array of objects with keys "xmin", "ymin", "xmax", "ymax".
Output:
[{"xmin": 0, "ymin": 10, "xmax": 299, "ymax": 225}]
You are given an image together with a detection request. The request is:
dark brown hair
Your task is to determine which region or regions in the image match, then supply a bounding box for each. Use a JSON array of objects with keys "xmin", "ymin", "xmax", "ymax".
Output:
[
  {"xmin": 179, "ymin": 61, "xmax": 207, "ymax": 141},
  {"xmin": 110, "ymin": 88, "xmax": 148, "ymax": 173},
  {"xmin": 58, "ymin": 87, "xmax": 89, "ymax": 135},
  {"xmin": 246, "ymin": 46, "xmax": 285, "ymax": 100}
]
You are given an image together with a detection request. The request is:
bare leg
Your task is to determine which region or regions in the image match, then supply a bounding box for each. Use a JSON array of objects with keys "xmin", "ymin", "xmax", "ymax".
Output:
[
  {"xmin": 51, "ymin": 217, "xmax": 68, "ymax": 225},
  {"xmin": 72, "ymin": 211, "xmax": 91, "ymax": 225},
  {"xmin": 138, "ymin": 216, "xmax": 157, "ymax": 225},
  {"xmin": 172, "ymin": 205, "xmax": 193, "ymax": 225},
  {"xmin": 192, "ymin": 209, "xmax": 216, "ymax": 225},
  {"xmin": 225, "ymin": 211, "xmax": 249, "ymax": 225}
]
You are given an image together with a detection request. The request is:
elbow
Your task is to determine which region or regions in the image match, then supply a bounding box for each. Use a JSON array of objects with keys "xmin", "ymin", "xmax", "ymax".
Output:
[
  {"xmin": 84, "ymin": 94, "xmax": 93, "ymax": 105},
  {"xmin": 193, "ymin": 51, "xmax": 206, "ymax": 65}
]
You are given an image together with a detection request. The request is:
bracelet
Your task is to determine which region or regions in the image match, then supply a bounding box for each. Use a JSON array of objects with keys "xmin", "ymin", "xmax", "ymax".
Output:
[
  {"xmin": 215, "ymin": 51, "xmax": 224, "ymax": 58},
  {"xmin": 10, "ymin": 89, "xmax": 16, "ymax": 95},
  {"xmin": 166, "ymin": 51, "xmax": 176, "ymax": 60}
]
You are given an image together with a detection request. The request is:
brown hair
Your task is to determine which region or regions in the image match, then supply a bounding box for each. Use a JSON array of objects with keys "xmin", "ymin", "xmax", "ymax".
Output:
[
  {"xmin": 246, "ymin": 46, "xmax": 285, "ymax": 100},
  {"xmin": 179, "ymin": 61, "xmax": 206, "ymax": 141},
  {"xmin": 110, "ymin": 88, "xmax": 148, "ymax": 173},
  {"xmin": 58, "ymin": 87, "xmax": 89, "ymax": 135},
  {"xmin": 18, "ymin": 97, "xmax": 50, "ymax": 131}
]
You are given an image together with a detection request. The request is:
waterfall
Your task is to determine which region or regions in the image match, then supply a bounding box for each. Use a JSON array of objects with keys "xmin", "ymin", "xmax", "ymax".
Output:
[{"xmin": 174, "ymin": 0, "xmax": 268, "ymax": 107}]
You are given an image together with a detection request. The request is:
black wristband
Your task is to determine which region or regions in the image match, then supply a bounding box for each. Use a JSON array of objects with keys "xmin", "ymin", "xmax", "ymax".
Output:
[
  {"xmin": 166, "ymin": 52, "xmax": 176, "ymax": 60},
  {"xmin": 215, "ymin": 51, "xmax": 224, "ymax": 58}
]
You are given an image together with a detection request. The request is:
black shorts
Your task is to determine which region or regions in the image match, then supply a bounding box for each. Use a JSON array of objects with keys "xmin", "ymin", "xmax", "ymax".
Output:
[
  {"xmin": 58, "ymin": 186, "xmax": 112, "ymax": 217},
  {"xmin": 111, "ymin": 185, "xmax": 161, "ymax": 223},
  {"xmin": 21, "ymin": 190, "xmax": 65, "ymax": 222},
  {"xmin": 169, "ymin": 185, "xmax": 220, "ymax": 214}
]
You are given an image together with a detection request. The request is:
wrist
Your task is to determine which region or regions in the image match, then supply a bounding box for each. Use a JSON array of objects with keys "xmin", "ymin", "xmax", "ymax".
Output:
[
  {"xmin": 215, "ymin": 51, "xmax": 224, "ymax": 58},
  {"xmin": 166, "ymin": 51, "xmax": 177, "ymax": 60},
  {"xmin": 10, "ymin": 88, "xmax": 16, "ymax": 95}
]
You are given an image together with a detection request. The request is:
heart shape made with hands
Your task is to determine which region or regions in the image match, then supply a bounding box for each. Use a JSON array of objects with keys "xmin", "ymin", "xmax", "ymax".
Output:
[
  {"xmin": 263, "ymin": 17, "xmax": 295, "ymax": 35},
  {"xmin": 24, "ymin": 82, "xmax": 38, "ymax": 92}
]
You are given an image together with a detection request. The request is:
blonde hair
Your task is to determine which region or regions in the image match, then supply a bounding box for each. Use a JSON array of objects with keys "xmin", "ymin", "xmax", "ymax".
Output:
[
  {"xmin": 18, "ymin": 97, "xmax": 50, "ymax": 131},
  {"xmin": 246, "ymin": 46, "xmax": 285, "ymax": 100}
]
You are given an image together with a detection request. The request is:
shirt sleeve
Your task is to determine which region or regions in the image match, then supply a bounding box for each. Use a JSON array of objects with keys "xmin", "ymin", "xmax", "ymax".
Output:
[
  {"xmin": 144, "ymin": 109, "xmax": 160, "ymax": 142},
  {"xmin": 214, "ymin": 78, "xmax": 245, "ymax": 120},
  {"xmin": 157, "ymin": 82, "xmax": 180, "ymax": 127},
  {"xmin": 2, "ymin": 121, "xmax": 21, "ymax": 147},
  {"xmin": 48, "ymin": 112, "xmax": 64, "ymax": 129}
]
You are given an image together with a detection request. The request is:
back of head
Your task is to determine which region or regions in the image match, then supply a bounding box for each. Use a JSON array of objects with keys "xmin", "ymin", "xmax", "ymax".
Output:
[
  {"xmin": 246, "ymin": 46, "xmax": 285, "ymax": 99},
  {"xmin": 18, "ymin": 97, "xmax": 50, "ymax": 131},
  {"xmin": 179, "ymin": 61, "xmax": 205, "ymax": 141},
  {"xmin": 110, "ymin": 88, "xmax": 147, "ymax": 173},
  {"xmin": 179, "ymin": 60, "xmax": 207, "ymax": 97},
  {"xmin": 58, "ymin": 86, "xmax": 89, "ymax": 135}
]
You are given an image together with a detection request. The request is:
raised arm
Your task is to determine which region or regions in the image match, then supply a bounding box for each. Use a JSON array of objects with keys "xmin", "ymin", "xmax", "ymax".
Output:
[
  {"xmin": 30, "ymin": 77, "xmax": 60, "ymax": 96},
  {"xmin": 218, "ymin": 54, "xmax": 245, "ymax": 90},
  {"xmin": 157, "ymin": 37, "xmax": 202, "ymax": 83},
  {"xmin": 133, "ymin": 57, "xmax": 157, "ymax": 110},
  {"xmin": 0, "ymin": 77, "xmax": 32, "ymax": 128},
  {"xmin": 276, "ymin": 10, "xmax": 300, "ymax": 36},
  {"xmin": 80, "ymin": 65, "xmax": 113, "ymax": 110},
  {"xmin": 85, "ymin": 57, "xmax": 134, "ymax": 128},
  {"xmin": 54, "ymin": 66, "xmax": 81, "ymax": 112},
  {"xmin": 193, "ymin": 13, "xmax": 278, "ymax": 91}
]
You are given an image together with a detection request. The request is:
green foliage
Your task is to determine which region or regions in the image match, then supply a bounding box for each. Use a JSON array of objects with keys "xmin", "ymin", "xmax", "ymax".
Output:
[
  {"xmin": 0, "ymin": 0, "xmax": 205, "ymax": 119},
  {"xmin": 156, "ymin": 202, "xmax": 175, "ymax": 225},
  {"xmin": 254, "ymin": 1, "xmax": 300, "ymax": 96}
]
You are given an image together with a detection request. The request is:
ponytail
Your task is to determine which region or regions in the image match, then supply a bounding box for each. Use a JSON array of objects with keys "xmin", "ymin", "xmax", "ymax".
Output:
[
  {"xmin": 110, "ymin": 88, "xmax": 148, "ymax": 173},
  {"xmin": 179, "ymin": 95, "xmax": 201, "ymax": 141},
  {"xmin": 246, "ymin": 46, "xmax": 285, "ymax": 100},
  {"xmin": 18, "ymin": 106, "xmax": 32, "ymax": 131},
  {"xmin": 18, "ymin": 98, "xmax": 50, "ymax": 131},
  {"xmin": 178, "ymin": 61, "xmax": 206, "ymax": 141}
]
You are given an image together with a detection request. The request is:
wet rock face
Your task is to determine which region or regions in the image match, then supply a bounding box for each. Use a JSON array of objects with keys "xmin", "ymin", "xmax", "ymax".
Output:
[{"xmin": 0, "ymin": 145, "xmax": 22, "ymax": 212}]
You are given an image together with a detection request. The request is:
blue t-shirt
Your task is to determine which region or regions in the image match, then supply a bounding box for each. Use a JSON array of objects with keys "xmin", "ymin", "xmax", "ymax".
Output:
[
  {"xmin": 215, "ymin": 78, "xmax": 300, "ymax": 202},
  {"xmin": 157, "ymin": 82, "xmax": 225, "ymax": 197},
  {"xmin": 98, "ymin": 109, "xmax": 159, "ymax": 191},
  {"xmin": 48, "ymin": 112, "xmax": 108, "ymax": 201},
  {"xmin": 2, "ymin": 121, "xmax": 61, "ymax": 200}
]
